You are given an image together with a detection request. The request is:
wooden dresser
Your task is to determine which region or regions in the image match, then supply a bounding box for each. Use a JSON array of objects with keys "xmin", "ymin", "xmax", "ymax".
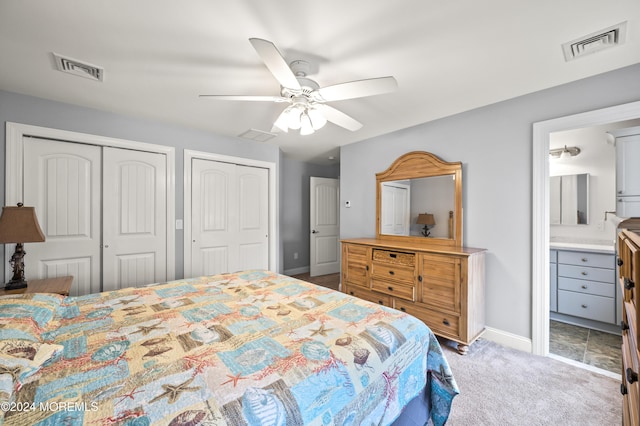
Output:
[
  {"xmin": 618, "ymin": 229, "xmax": 639, "ymax": 425},
  {"xmin": 342, "ymin": 238, "xmax": 485, "ymax": 354}
]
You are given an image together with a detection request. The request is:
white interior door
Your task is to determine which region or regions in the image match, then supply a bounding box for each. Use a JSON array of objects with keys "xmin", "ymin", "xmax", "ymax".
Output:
[
  {"xmin": 310, "ymin": 177, "xmax": 340, "ymax": 277},
  {"xmin": 102, "ymin": 147, "xmax": 167, "ymax": 291},
  {"xmin": 380, "ymin": 182, "xmax": 410, "ymax": 235},
  {"xmin": 191, "ymin": 159, "xmax": 269, "ymax": 277},
  {"xmin": 23, "ymin": 137, "xmax": 102, "ymax": 296}
]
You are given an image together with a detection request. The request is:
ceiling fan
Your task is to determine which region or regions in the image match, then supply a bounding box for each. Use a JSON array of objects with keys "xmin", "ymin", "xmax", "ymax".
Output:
[{"xmin": 200, "ymin": 38, "xmax": 398, "ymax": 135}]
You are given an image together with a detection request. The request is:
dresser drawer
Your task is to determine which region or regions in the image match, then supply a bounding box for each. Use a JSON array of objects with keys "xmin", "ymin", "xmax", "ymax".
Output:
[
  {"xmin": 371, "ymin": 278, "xmax": 415, "ymax": 301},
  {"xmin": 372, "ymin": 249, "xmax": 415, "ymax": 267},
  {"xmin": 343, "ymin": 284, "xmax": 391, "ymax": 307},
  {"xmin": 558, "ymin": 264, "xmax": 615, "ymax": 283},
  {"xmin": 558, "ymin": 250, "xmax": 614, "ymax": 269},
  {"xmin": 558, "ymin": 277, "xmax": 615, "ymax": 298},
  {"xmin": 370, "ymin": 262, "xmax": 414, "ymax": 282},
  {"xmin": 558, "ymin": 290, "xmax": 615, "ymax": 323},
  {"xmin": 394, "ymin": 300, "xmax": 460, "ymax": 340}
]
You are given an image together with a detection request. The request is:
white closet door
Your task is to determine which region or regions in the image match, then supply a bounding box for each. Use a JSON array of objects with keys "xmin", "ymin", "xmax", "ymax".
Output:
[
  {"xmin": 23, "ymin": 138, "xmax": 102, "ymax": 296},
  {"xmin": 190, "ymin": 159, "xmax": 269, "ymax": 277},
  {"xmin": 237, "ymin": 165, "xmax": 269, "ymax": 271},
  {"xmin": 102, "ymin": 148, "xmax": 167, "ymax": 291}
]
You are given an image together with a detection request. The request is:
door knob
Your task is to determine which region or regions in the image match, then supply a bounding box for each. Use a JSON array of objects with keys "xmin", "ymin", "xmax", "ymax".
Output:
[{"xmin": 311, "ymin": 230, "xmax": 319, "ymax": 234}]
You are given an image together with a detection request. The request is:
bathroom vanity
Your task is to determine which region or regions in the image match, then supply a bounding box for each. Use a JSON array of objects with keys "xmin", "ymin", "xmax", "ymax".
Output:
[{"xmin": 549, "ymin": 242, "xmax": 620, "ymax": 334}]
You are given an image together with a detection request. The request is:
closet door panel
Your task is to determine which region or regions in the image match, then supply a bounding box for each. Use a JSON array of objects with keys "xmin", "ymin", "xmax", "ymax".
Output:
[
  {"xmin": 102, "ymin": 148, "xmax": 167, "ymax": 291},
  {"xmin": 23, "ymin": 137, "xmax": 101, "ymax": 296}
]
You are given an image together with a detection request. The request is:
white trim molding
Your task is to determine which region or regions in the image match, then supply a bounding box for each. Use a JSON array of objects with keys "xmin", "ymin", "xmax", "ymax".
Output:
[
  {"xmin": 5, "ymin": 122, "xmax": 176, "ymax": 282},
  {"xmin": 531, "ymin": 100, "xmax": 640, "ymax": 356},
  {"xmin": 482, "ymin": 327, "xmax": 533, "ymax": 353},
  {"xmin": 183, "ymin": 149, "xmax": 278, "ymax": 279}
]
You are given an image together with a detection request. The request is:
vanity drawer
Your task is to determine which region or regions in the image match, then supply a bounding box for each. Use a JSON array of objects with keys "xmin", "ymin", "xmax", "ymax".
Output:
[
  {"xmin": 558, "ymin": 277, "xmax": 615, "ymax": 298},
  {"xmin": 558, "ymin": 264, "xmax": 615, "ymax": 283},
  {"xmin": 372, "ymin": 249, "xmax": 415, "ymax": 267},
  {"xmin": 343, "ymin": 284, "xmax": 391, "ymax": 307},
  {"xmin": 558, "ymin": 251, "xmax": 614, "ymax": 269},
  {"xmin": 558, "ymin": 290, "xmax": 615, "ymax": 323},
  {"xmin": 371, "ymin": 278, "xmax": 415, "ymax": 301}
]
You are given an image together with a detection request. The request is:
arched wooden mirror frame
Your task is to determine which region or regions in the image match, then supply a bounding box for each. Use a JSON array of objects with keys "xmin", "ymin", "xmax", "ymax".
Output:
[{"xmin": 376, "ymin": 151, "xmax": 463, "ymax": 247}]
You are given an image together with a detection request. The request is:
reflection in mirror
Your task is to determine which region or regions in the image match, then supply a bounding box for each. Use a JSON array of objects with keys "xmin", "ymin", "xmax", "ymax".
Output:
[
  {"xmin": 550, "ymin": 173, "xmax": 589, "ymax": 225},
  {"xmin": 380, "ymin": 175, "xmax": 455, "ymax": 238}
]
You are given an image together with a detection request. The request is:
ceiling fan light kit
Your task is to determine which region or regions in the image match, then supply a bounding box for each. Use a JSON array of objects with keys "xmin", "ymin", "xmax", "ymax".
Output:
[{"xmin": 200, "ymin": 38, "xmax": 398, "ymax": 136}]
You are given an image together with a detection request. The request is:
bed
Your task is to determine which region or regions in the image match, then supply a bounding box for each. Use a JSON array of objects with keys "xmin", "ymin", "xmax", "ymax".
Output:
[{"xmin": 0, "ymin": 270, "xmax": 458, "ymax": 425}]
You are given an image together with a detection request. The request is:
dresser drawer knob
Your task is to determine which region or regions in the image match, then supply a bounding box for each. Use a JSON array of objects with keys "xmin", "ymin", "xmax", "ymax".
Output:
[
  {"xmin": 378, "ymin": 300, "xmax": 384, "ymax": 305},
  {"xmin": 365, "ymin": 265, "xmax": 369, "ymax": 271},
  {"xmin": 617, "ymin": 257, "xmax": 623, "ymax": 267},
  {"xmin": 621, "ymin": 321, "xmax": 629, "ymax": 332},
  {"xmin": 626, "ymin": 368, "xmax": 638, "ymax": 384},
  {"xmin": 581, "ymin": 258, "xmax": 588, "ymax": 262},
  {"xmin": 581, "ymin": 271, "xmax": 588, "ymax": 276},
  {"xmin": 581, "ymin": 285, "xmax": 587, "ymax": 289},
  {"xmin": 624, "ymin": 278, "xmax": 635, "ymax": 290},
  {"xmin": 388, "ymin": 270, "xmax": 395, "ymax": 275},
  {"xmin": 349, "ymin": 291, "xmax": 355, "ymax": 296},
  {"xmin": 620, "ymin": 383, "xmax": 628, "ymax": 395},
  {"xmin": 418, "ymin": 275, "xmax": 423, "ymax": 282},
  {"xmin": 581, "ymin": 304, "xmax": 588, "ymax": 309},
  {"xmin": 387, "ymin": 286, "xmax": 394, "ymax": 291},
  {"xmin": 400, "ymin": 307, "xmax": 406, "ymax": 312},
  {"xmin": 443, "ymin": 319, "xmax": 450, "ymax": 326}
]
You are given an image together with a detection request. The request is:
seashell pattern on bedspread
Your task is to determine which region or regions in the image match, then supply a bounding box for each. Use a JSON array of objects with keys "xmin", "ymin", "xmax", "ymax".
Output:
[{"xmin": 2, "ymin": 270, "xmax": 458, "ymax": 425}]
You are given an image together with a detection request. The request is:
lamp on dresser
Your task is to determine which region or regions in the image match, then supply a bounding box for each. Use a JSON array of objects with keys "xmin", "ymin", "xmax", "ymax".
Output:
[
  {"xmin": 416, "ymin": 213, "xmax": 435, "ymax": 237},
  {"xmin": 0, "ymin": 203, "xmax": 45, "ymax": 290}
]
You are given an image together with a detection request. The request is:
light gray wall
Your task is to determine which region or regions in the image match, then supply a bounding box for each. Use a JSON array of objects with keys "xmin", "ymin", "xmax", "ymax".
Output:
[
  {"xmin": 340, "ymin": 62, "xmax": 640, "ymax": 340},
  {"xmin": 0, "ymin": 89, "xmax": 282, "ymax": 280},
  {"xmin": 281, "ymin": 158, "xmax": 340, "ymax": 273}
]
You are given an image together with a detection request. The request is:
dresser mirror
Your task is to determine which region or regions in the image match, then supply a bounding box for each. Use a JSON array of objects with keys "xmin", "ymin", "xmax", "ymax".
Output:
[{"xmin": 376, "ymin": 151, "xmax": 463, "ymax": 247}]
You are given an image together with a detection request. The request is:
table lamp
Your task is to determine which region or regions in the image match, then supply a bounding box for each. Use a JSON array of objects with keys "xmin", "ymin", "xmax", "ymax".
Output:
[
  {"xmin": 0, "ymin": 203, "xmax": 45, "ymax": 290},
  {"xmin": 416, "ymin": 213, "xmax": 435, "ymax": 237}
]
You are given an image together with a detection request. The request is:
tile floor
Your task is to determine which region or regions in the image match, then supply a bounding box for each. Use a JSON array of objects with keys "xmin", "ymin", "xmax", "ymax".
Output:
[{"xmin": 549, "ymin": 320, "xmax": 621, "ymax": 374}]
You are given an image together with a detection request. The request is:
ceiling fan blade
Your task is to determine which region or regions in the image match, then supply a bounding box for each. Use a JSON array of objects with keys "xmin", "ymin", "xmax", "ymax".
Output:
[
  {"xmin": 199, "ymin": 95, "xmax": 289, "ymax": 102},
  {"xmin": 317, "ymin": 76, "xmax": 397, "ymax": 102},
  {"xmin": 315, "ymin": 104, "xmax": 362, "ymax": 131},
  {"xmin": 249, "ymin": 38, "xmax": 301, "ymax": 91}
]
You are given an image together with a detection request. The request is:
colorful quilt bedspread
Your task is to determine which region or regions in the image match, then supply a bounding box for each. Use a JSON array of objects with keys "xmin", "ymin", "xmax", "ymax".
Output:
[{"xmin": 3, "ymin": 270, "xmax": 458, "ymax": 425}]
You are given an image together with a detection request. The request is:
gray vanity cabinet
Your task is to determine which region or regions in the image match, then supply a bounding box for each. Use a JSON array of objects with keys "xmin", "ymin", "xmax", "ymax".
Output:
[
  {"xmin": 550, "ymin": 249, "xmax": 557, "ymax": 312},
  {"xmin": 555, "ymin": 249, "xmax": 616, "ymax": 324}
]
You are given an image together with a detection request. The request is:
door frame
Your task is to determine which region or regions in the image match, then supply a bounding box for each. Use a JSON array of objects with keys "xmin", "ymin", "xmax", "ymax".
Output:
[
  {"xmin": 183, "ymin": 149, "xmax": 277, "ymax": 278},
  {"xmin": 5, "ymin": 122, "xmax": 176, "ymax": 283},
  {"xmin": 531, "ymin": 100, "xmax": 640, "ymax": 356}
]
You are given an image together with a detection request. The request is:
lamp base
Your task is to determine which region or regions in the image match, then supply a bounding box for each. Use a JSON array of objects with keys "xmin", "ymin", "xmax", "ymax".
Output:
[{"xmin": 4, "ymin": 279, "xmax": 27, "ymax": 290}]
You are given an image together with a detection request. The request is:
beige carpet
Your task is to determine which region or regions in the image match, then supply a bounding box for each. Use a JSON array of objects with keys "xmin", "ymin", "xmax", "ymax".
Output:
[{"xmin": 441, "ymin": 338, "xmax": 621, "ymax": 425}]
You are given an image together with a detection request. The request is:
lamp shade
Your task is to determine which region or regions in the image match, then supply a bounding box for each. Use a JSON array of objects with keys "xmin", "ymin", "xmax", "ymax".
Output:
[
  {"xmin": 416, "ymin": 213, "xmax": 435, "ymax": 226},
  {"xmin": 0, "ymin": 204, "xmax": 45, "ymax": 244}
]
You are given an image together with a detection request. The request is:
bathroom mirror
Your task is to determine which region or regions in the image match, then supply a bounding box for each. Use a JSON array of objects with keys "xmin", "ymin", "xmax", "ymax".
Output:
[
  {"xmin": 550, "ymin": 173, "xmax": 589, "ymax": 225},
  {"xmin": 377, "ymin": 151, "xmax": 462, "ymax": 247}
]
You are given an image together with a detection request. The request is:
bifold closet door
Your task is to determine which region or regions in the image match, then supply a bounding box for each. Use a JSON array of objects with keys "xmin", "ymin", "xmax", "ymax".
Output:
[
  {"xmin": 102, "ymin": 147, "xmax": 167, "ymax": 291},
  {"xmin": 23, "ymin": 138, "xmax": 102, "ymax": 296},
  {"xmin": 191, "ymin": 159, "xmax": 269, "ymax": 276},
  {"xmin": 22, "ymin": 138, "xmax": 168, "ymax": 296}
]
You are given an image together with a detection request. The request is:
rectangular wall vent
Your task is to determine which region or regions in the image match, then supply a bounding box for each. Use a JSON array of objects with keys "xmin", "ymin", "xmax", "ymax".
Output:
[
  {"xmin": 238, "ymin": 129, "xmax": 277, "ymax": 142},
  {"xmin": 53, "ymin": 53, "xmax": 104, "ymax": 81},
  {"xmin": 562, "ymin": 22, "xmax": 627, "ymax": 61}
]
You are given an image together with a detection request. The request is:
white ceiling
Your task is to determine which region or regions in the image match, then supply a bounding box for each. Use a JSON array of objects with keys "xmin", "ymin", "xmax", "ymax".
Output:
[{"xmin": 1, "ymin": 0, "xmax": 639, "ymax": 165}]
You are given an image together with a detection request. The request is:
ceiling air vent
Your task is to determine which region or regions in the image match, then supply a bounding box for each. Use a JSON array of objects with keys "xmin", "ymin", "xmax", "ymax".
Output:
[
  {"xmin": 562, "ymin": 22, "xmax": 627, "ymax": 61},
  {"xmin": 52, "ymin": 53, "xmax": 104, "ymax": 81},
  {"xmin": 238, "ymin": 129, "xmax": 277, "ymax": 142}
]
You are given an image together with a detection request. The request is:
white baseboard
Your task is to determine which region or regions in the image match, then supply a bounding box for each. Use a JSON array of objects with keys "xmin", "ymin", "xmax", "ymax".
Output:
[
  {"xmin": 283, "ymin": 266, "xmax": 309, "ymax": 276},
  {"xmin": 482, "ymin": 327, "xmax": 533, "ymax": 353}
]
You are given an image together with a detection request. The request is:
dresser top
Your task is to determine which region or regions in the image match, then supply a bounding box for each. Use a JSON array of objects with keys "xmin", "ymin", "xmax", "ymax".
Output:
[{"xmin": 341, "ymin": 238, "xmax": 486, "ymax": 256}]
